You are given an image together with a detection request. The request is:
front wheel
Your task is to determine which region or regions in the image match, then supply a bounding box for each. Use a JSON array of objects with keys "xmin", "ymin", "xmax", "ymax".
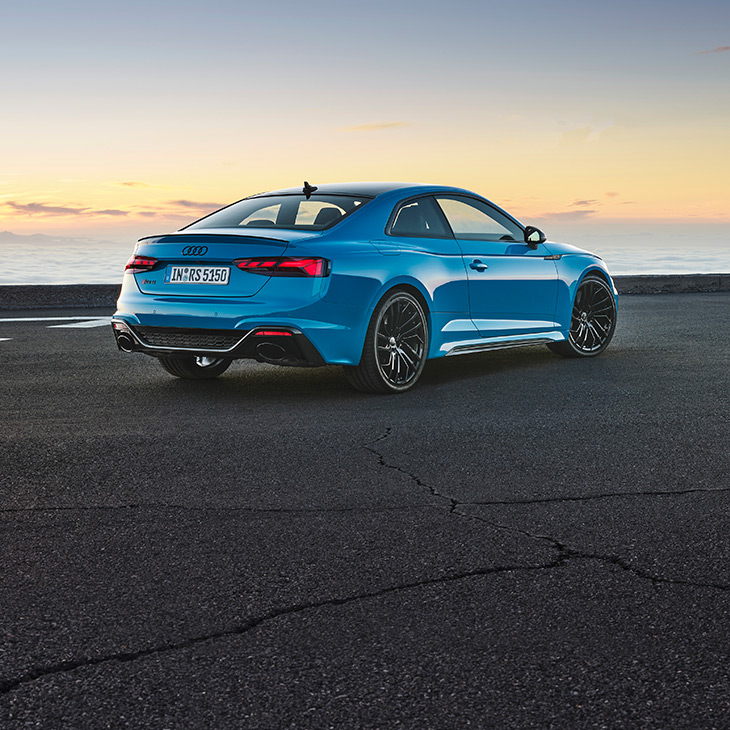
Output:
[
  {"xmin": 157, "ymin": 355, "xmax": 232, "ymax": 379},
  {"xmin": 344, "ymin": 290, "xmax": 429, "ymax": 394},
  {"xmin": 548, "ymin": 274, "xmax": 616, "ymax": 358}
]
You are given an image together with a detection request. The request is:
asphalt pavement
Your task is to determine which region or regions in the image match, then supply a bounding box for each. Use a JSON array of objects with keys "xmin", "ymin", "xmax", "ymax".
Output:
[{"xmin": 1, "ymin": 294, "xmax": 730, "ymax": 729}]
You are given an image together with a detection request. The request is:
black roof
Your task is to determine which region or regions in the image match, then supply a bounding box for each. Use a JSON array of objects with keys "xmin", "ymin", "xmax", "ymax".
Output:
[{"xmin": 250, "ymin": 182, "xmax": 431, "ymax": 198}]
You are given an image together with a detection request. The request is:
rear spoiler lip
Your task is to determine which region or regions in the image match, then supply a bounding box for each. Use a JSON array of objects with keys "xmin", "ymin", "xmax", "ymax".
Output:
[{"xmin": 137, "ymin": 232, "xmax": 290, "ymax": 245}]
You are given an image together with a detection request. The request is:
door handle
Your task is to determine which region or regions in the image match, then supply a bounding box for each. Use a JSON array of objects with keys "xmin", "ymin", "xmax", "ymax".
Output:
[{"xmin": 469, "ymin": 259, "xmax": 488, "ymax": 272}]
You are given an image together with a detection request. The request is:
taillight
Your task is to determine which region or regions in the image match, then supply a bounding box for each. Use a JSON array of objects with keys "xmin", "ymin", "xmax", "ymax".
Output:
[
  {"xmin": 234, "ymin": 257, "xmax": 329, "ymax": 277},
  {"xmin": 125, "ymin": 255, "xmax": 158, "ymax": 273}
]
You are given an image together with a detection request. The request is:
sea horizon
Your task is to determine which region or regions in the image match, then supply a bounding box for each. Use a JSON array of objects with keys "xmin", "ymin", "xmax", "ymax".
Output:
[{"xmin": 1, "ymin": 223, "xmax": 728, "ymax": 285}]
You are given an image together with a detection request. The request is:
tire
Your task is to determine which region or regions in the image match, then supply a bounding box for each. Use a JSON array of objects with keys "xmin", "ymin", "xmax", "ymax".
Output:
[
  {"xmin": 548, "ymin": 274, "xmax": 616, "ymax": 358},
  {"xmin": 157, "ymin": 355, "xmax": 232, "ymax": 379},
  {"xmin": 344, "ymin": 289, "xmax": 429, "ymax": 394}
]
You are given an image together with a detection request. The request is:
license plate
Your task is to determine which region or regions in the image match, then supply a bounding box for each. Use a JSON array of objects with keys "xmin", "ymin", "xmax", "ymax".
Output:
[{"xmin": 165, "ymin": 266, "xmax": 230, "ymax": 285}]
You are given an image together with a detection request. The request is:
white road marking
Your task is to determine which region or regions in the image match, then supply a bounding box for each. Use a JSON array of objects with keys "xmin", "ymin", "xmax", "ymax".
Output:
[
  {"xmin": 47, "ymin": 317, "xmax": 111, "ymax": 329},
  {"xmin": 0, "ymin": 316, "xmax": 109, "ymax": 323},
  {"xmin": 0, "ymin": 315, "xmax": 112, "ymax": 340}
]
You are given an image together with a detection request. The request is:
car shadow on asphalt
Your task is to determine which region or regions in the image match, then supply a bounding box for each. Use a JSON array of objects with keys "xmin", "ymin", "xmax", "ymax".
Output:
[{"xmin": 142, "ymin": 345, "xmax": 580, "ymax": 403}]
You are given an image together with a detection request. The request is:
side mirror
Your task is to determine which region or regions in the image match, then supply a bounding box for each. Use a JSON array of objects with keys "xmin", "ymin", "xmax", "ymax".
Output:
[{"xmin": 524, "ymin": 225, "xmax": 546, "ymax": 249}]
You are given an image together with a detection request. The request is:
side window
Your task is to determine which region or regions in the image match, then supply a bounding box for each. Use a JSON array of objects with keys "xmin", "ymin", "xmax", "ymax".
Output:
[
  {"xmin": 388, "ymin": 197, "xmax": 451, "ymax": 238},
  {"xmin": 238, "ymin": 203, "xmax": 281, "ymax": 227},
  {"xmin": 295, "ymin": 201, "xmax": 346, "ymax": 227},
  {"xmin": 435, "ymin": 196, "xmax": 522, "ymax": 241}
]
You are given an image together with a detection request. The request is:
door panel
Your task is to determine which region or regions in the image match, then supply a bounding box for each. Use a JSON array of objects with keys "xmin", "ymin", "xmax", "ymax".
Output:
[
  {"xmin": 433, "ymin": 196, "xmax": 559, "ymax": 337},
  {"xmin": 459, "ymin": 241, "xmax": 560, "ymax": 337}
]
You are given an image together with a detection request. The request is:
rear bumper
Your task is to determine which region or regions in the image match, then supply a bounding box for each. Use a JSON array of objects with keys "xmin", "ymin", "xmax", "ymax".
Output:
[
  {"xmin": 114, "ymin": 278, "xmax": 373, "ymax": 364},
  {"xmin": 111, "ymin": 319, "xmax": 326, "ymax": 367}
]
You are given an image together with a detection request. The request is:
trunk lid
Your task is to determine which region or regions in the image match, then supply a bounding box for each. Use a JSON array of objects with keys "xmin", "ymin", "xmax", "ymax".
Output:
[{"xmin": 132, "ymin": 231, "xmax": 310, "ymax": 298}]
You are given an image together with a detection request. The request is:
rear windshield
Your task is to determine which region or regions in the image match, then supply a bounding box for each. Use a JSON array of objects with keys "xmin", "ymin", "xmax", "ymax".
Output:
[{"xmin": 184, "ymin": 194, "xmax": 371, "ymax": 231}]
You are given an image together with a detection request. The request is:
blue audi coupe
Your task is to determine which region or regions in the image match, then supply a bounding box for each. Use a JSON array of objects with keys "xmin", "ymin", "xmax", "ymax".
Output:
[{"xmin": 112, "ymin": 182, "xmax": 618, "ymax": 393}]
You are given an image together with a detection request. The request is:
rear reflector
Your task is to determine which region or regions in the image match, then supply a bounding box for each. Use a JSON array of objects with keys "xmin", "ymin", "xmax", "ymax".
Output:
[
  {"xmin": 125, "ymin": 255, "xmax": 158, "ymax": 273},
  {"xmin": 253, "ymin": 330, "xmax": 293, "ymax": 336},
  {"xmin": 234, "ymin": 257, "xmax": 329, "ymax": 277}
]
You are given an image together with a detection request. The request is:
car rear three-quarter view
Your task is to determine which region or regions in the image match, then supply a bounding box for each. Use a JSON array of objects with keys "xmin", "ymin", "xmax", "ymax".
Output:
[{"xmin": 112, "ymin": 182, "xmax": 618, "ymax": 393}]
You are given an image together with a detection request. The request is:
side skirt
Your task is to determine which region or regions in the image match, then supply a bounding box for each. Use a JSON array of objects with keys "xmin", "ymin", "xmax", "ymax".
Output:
[{"xmin": 444, "ymin": 332, "xmax": 565, "ymax": 357}]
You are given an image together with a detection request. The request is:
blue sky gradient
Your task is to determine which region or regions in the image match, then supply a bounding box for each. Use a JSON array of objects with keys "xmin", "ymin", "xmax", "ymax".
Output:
[{"xmin": 1, "ymin": 0, "xmax": 728, "ymax": 241}]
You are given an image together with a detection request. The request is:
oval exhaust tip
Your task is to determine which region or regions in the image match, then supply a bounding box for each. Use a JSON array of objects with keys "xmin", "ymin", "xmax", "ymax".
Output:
[
  {"xmin": 256, "ymin": 342, "xmax": 286, "ymax": 362},
  {"xmin": 117, "ymin": 333, "xmax": 135, "ymax": 353}
]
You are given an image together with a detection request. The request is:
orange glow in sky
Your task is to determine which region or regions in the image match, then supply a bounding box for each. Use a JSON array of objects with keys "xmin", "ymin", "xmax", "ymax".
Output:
[{"xmin": 1, "ymin": 0, "xmax": 728, "ymax": 242}]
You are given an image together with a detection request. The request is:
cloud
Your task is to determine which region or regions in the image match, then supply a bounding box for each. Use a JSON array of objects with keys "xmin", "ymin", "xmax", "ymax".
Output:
[
  {"xmin": 558, "ymin": 121, "xmax": 615, "ymax": 146},
  {"xmin": 2, "ymin": 201, "xmax": 129, "ymax": 217},
  {"xmin": 540, "ymin": 209, "xmax": 597, "ymax": 221},
  {"xmin": 559, "ymin": 126, "xmax": 592, "ymax": 145},
  {"xmin": 340, "ymin": 121, "xmax": 409, "ymax": 132},
  {"xmin": 138, "ymin": 209, "xmax": 200, "ymax": 219},
  {"xmin": 620, "ymin": 201, "xmax": 637, "ymax": 204},
  {"xmin": 167, "ymin": 199, "xmax": 223, "ymax": 209},
  {"xmin": 698, "ymin": 46, "xmax": 730, "ymax": 55},
  {"xmin": 3, "ymin": 201, "xmax": 89, "ymax": 216},
  {"xmin": 606, "ymin": 192, "xmax": 618, "ymax": 197},
  {"xmin": 116, "ymin": 181, "xmax": 150, "ymax": 188},
  {"xmin": 568, "ymin": 199, "xmax": 597, "ymax": 207}
]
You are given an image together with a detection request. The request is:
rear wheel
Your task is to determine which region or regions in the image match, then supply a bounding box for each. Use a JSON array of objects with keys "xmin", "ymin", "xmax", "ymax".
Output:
[
  {"xmin": 548, "ymin": 275, "xmax": 616, "ymax": 358},
  {"xmin": 157, "ymin": 355, "xmax": 232, "ymax": 379},
  {"xmin": 344, "ymin": 290, "xmax": 429, "ymax": 394}
]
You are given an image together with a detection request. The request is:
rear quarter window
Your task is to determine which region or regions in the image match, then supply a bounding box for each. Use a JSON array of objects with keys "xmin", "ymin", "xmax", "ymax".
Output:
[{"xmin": 388, "ymin": 197, "xmax": 451, "ymax": 239}]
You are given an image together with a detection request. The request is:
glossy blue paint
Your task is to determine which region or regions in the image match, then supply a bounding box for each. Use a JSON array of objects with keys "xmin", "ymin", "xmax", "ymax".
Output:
[
  {"xmin": 456, "ymin": 240, "xmax": 560, "ymax": 337},
  {"xmin": 114, "ymin": 183, "xmax": 618, "ymax": 367}
]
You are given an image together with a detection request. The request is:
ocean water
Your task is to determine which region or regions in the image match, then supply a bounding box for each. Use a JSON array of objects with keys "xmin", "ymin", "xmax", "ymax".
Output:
[
  {"xmin": 0, "ymin": 225, "xmax": 727, "ymax": 285},
  {"xmin": 0, "ymin": 237, "xmax": 133, "ymax": 285},
  {"xmin": 549, "ymin": 223, "xmax": 730, "ymax": 276}
]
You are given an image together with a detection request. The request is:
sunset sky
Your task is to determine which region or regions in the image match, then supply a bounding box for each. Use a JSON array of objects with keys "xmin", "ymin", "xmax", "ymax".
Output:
[{"xmin": 1, "ymin": 0, "xmax": 728, "ymax": 243}]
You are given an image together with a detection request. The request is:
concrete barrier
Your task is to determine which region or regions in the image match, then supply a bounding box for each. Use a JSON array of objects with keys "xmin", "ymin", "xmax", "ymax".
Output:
[
  {"xmin": 0, "ymin": 275, "xmax": 729, "ymax": 310},
  {"xmin": 614, "ymin": 274, "xmax": 730, "ymax": 294},
  {"xmin": 0, "ymin": 284, "xmax": 120, "ymax": 310}
]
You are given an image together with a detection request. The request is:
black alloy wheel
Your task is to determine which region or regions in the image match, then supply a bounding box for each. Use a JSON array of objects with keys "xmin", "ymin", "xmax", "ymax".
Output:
[
  {"xmin": 344, "ymin": 290, "xmax": 429, "ymax": 393},
  {"xmin": 158, "ymin": 355, "xmax": 232, "ymax": 379},
  {"xmin": 548, "ymin": 274, "xmax": 616, "ymax": 358}
]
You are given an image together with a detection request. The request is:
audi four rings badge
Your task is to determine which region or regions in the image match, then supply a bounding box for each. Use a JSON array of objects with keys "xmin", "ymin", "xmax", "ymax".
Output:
[{"xmin": 182, "ymin": 246, "xmax": 208, "ymax": 256}]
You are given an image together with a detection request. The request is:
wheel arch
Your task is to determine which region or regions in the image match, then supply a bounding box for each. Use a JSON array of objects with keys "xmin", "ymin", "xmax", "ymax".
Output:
[
  {"xmin": 556, "ymin": 258, "xmax": 618, "ymax": 330},
  {"xmin": 385, "ymin": 282, "xmax": 431, "ymax": 316},
  {"xmin": 548, "ymin": 265, "xmax": 618, "ymax": 358},
  {"xmin": 580, "ymin": 266, "xmax": 614, "ymax": 290},
  {"xmin": 368, "ymin": 277, "xmax": 432, "ymax": 314},
  {"xmin": 344, "ymin": 282, "xmax": 431, "ymax": 393},
  {"xmin": 369, "ymin": 281, "xmax": 432, "ymax": 348},
  {"xmin": 576, "ymin": 266, "xmax": 619, "ymax": 313}
]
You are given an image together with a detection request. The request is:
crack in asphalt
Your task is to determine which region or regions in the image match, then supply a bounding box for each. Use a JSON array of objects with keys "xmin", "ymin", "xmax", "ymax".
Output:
[
  {"xmin": 457, "ymin": 510, "xmax": 730, "ymax": 592},
  {"xmin": 366, "ymin": 430, "xmax": 730, "ymax": 508},
  {"xmin": 364, "ymin": 427, "xmax": 458, "ymax": 509},
  {"xmin": 461, "ymin": 485, "xmax": 730, "ymax": 507},
  {"xmin": 3, "ymin": 427, "xmax": 727, "ymax": 697},
  {"xmin": 0, "ymin": 558, "xmax": 564, "ymax": 696},
  {"xmin": 365, "ymin": 427, "xmax": 730, "ymax": 593}
]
